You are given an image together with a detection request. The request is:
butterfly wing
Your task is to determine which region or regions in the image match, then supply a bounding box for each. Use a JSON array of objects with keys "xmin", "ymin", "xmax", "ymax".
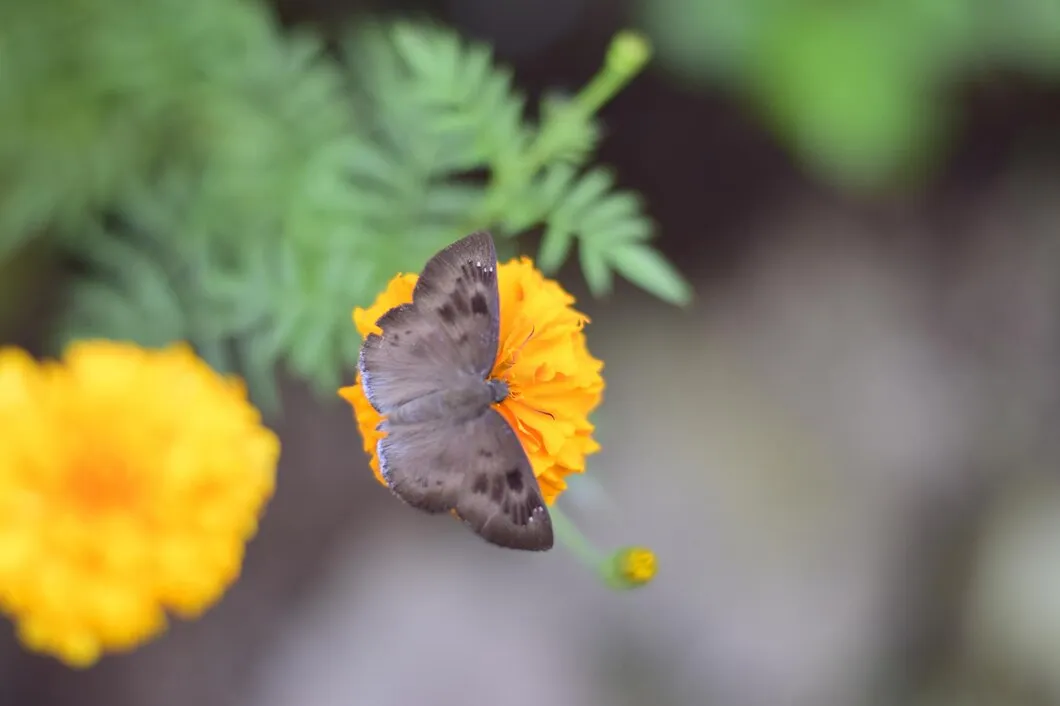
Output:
[
  {"xmin": 453, "ymin": 409, "xmax": 554, "ymax": 551},
  {"xmin": 378, "ymin": 408, "xmax": 553, "ymax": 551},
  {"xmin": 358, "ymin": 231, "xmax": 501, "ymax": 414}
]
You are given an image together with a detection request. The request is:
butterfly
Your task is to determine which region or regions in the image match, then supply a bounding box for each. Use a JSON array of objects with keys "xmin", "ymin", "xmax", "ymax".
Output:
[{"xmin": 358, "ymin": 231, "xmax": 554, "ymax": 551}]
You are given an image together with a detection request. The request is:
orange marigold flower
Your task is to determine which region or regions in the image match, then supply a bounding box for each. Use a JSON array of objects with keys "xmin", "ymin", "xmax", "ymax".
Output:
[
  {"xmin": 339, "ymin": 257, "xmax": 604, "ymax": 504},
  {"xmin": 0, "ymin": 341, "xmax": 279, "ymax": 668}
]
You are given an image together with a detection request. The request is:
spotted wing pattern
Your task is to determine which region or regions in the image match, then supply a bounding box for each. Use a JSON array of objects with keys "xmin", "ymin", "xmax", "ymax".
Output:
[
  {"xmin": 378, "ymin": 408, "xmax": 553, "ymax": 551},
  {"xmin": 358, "ymin": 231, "xmax": 500, "ymax": 414}
]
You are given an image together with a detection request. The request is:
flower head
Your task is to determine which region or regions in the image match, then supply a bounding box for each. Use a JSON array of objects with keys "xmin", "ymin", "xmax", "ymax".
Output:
[
  {"xmin": 0, "ymin": 341, "xmax": 279, "ymax": 667},
  {"xmin": 605, "ymin": 546, "xmax": 657, "ymax": 589},
  {"xmin": 339, "ymin": 257, "xmax": 604, "ymax": 504}
]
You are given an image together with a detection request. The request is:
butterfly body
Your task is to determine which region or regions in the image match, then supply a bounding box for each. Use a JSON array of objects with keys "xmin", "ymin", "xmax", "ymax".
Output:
[
  {"xmin": 382, "ymin": 378, "xmax": 507, "ymax": 427},
  {"xmin": 357, "ymin": 232, "xmax": 554, "ymax": 551}
]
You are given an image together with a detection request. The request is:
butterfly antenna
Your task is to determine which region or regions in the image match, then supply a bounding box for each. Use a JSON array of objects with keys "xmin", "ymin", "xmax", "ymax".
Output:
[
  {"xmin": 506, "ymin": 389, "xmax": 554, "ymax": 420},
  {"xmin": 496, "ymin": 325, "xmax": 537, "ymax": 376},
  {"xmin": 503, "ymin": 327, "xmax": 556, "ymax": 418}
]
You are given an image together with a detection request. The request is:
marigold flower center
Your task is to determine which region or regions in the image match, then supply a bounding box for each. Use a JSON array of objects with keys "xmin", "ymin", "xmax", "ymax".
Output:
[{"xmin": 65, "ymin": 455, "xmax": 143, "ymax": 516}]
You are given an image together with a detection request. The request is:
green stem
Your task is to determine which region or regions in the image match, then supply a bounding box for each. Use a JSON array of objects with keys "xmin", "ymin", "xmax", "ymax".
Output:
[
  {"xmin": 534, "ymin": 31, "xmax": 652, "ymax": 169},
  {"xmin": 550, "ymin": 502, "xmax": 604, "ymax": 570},
  {"xmin": 575, "ymin": 30, "xmax": 652, "ymax": 115}
]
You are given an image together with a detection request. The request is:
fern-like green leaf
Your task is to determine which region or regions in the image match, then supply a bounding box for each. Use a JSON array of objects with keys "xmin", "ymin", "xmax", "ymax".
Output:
[
  {"xmin": 578, "ymin": 192, "xmax": 650, "ymax": 241},
  {"xmin": 538, "ymin": 224, "xmax": 576, "ymax": 274},
  {"xmin": 579, "ymin": 243, "xmax": 615, "ymax": 297},
  {"xmin": 54, "ymin": 224, "xmax": 188, "ymax": 351},
  {"xmin": 535, "ymin": 93, "xmax": 603, "ymax": 165},
  {"xmin": 609, "ymin": 242, "xmax": 694, "ymax": 305},
  {"xmin": 553, "ymin": 168, "xmax": 617, "ymax": 226}
]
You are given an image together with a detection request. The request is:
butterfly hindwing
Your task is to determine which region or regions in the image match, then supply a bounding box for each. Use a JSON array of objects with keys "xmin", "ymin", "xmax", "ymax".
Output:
[
  {"xmin": 453, "ymin": 408, "xmax": 553, "ymax": 551},
  {"xmin": 378, "ymin": 408, "xmax": 553, "ymax": 551}
]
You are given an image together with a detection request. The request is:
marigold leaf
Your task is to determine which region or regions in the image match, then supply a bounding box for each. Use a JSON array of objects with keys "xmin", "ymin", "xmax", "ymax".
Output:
[
  {"xmin": 578, "ymin": 192, "xmax": 647, "ymax": 239},
  {"xmin": 423, "ymin": 183, "xmax": 487, "ymax": 221},
  {"xmin": 537, "ymin": 224, "xmax": 575, "ymax": 274},
  {"xmin": 592, "ymin": 214, "xmax": 655, "ymax": 244},
  {"xmin": 193, "ymin": 334, "xmax": 234, "ymax": 376},
  {"xmin": 579, "ymin": 244, "xmax": 614, "ymax": 297},
  {"xmin": 608, "ymin": 242, "xmax": 693, "ymax": 306},
  {"xmin": 555, "ymin": 168, "xmax": 615, "ymax": 224},
  {"xmin": 238, "ymin": 330, "xmax": 283, "ymax": 415},
  {"xmin": 536, "ymin": 93, "xmax": 602, "ymax": 165}
]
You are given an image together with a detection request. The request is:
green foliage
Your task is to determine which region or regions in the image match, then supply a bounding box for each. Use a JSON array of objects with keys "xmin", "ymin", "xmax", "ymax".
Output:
[
  {"xmin": 342, "ymin": 24, "xmax": 687, "ymax": 303},
  {"xmin": 0, "ymin": 1, "xmax": 689, "ymax": 413},
  {"xmin": 638, "ymin": 0, "xmax": 1060, "ymax": 189}
]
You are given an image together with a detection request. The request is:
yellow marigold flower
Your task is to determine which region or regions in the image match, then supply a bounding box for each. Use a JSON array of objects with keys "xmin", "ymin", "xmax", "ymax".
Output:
[
  {"xmin": 339, "ymin": 257, "xmax": 604, "ymax": 504},
  {"xmin": 0, "ymin": 341, "xmax": 279, "ymax": 668}
]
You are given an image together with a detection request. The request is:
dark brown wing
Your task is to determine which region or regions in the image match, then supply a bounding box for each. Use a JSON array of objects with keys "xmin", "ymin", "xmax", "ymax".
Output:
[
  {"xmin": 377, "ymin": 408, "xmax": 553, "ymax": 552},
  {"xmin": 358, "ymin": 231, "xmax": 501, "ymax": 415}
]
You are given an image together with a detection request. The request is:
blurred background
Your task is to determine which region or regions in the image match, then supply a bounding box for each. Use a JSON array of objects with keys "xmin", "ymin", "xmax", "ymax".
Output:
[{"xmin": 4, "ymin": 0, "xmax": 1060, "ymax": 704}]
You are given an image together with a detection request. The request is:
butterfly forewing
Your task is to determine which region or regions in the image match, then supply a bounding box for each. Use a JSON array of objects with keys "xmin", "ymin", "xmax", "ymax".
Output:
[
  {"xmin": 358, "ymin": 231, "xmax": 500, "ymax": 414},
  {"xmin": 413, "ymin": 231, "xmax": 501, "ymax": 378}
]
